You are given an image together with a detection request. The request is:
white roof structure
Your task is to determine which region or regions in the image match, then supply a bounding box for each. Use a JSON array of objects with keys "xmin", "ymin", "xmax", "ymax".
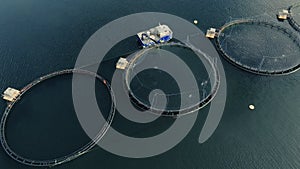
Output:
[
  {"xmin": 151, "ymin": 25, "xmax": 172, "ymax": 39},
  {"xmin": 137, "ymin": 24, "xmax": 173, "ymax": 47},
  {"xmin": 206, "ymin": 28, "xmax": 218, "ymax": 39},
  {"xmin": 2, "ymin": 87, "xmax": 20, "ymax": 102},
  {"xmin": 278, "ymin": 10, "xmax": 290, "ymax": 20},
  {"xmin": 116, "ymin": 58, "xmax": 129, "ymax": 70}
]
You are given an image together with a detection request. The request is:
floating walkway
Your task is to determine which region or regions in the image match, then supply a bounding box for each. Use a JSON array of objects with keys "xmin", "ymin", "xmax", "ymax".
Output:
[
  {"xmin": 209, "ymin": 19, "xmax": 300, "ymax": 76},
  {"xmin": 0, "ymin": 69, "xmax": 116, "ymax": 167},
  {"xmin": 124, "ymin": 42, "xmax": 220, "ymax": 117}
]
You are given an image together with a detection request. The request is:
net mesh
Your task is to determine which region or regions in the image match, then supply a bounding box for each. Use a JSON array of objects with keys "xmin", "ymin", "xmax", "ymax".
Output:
[
  {"xmin": 125, "ymin": 43, "xmax": 219, "ymax": 116},
  {"xmin": 217, "ymin": 20, "xmax": 300, "ymax": 75},
  {"xmin": 289, "ymin": 3, "xmax": 300, "ymax": 32}
]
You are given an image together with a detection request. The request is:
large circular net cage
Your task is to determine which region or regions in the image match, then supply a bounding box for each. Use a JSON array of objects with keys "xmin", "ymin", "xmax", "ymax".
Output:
[
  {"xmin": 0, "ymin": 69, "xmax": 116, "ymax": 167},
  {"xmin": 288, "ymin": 3, "xmax": 300, "ymax": 32},
  {"xmin": 216, "ymin": 20, "xmax": 300, "ymax": 75},
  {"xmin": 124, "ymin": 43, "xmax": 220, "ymax": 117}
]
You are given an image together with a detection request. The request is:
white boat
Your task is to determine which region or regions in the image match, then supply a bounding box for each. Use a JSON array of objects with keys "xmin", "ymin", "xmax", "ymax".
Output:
[{"xmin": 137, "ymin": 24, "xmax": 173, "ymax": 48}]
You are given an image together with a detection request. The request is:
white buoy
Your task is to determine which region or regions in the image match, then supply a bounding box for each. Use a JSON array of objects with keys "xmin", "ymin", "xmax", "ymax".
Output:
[
  {"xmin": 193, "ymin": 20, "xmax": 198, "ymax": 24},
  {"xmin": 249, "ymin": 104, "xmax": 255, "ymax": 110}
]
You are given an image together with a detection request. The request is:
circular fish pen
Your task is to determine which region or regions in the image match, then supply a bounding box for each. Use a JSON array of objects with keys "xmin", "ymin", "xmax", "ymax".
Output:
[
  {"xmin": 124, "ymin": 42, "xmax": 220, "ymax": 117},
  {"xmin": 288, "ymin": 3, "xmax": 300, "ymax": 32},
  {"xmin": 216, "ymin": 19, "xmax": 300, "ymax": 75},
  {"xmin": 0, "ymin": 69, "xmax": 115, "ymax": 167}
]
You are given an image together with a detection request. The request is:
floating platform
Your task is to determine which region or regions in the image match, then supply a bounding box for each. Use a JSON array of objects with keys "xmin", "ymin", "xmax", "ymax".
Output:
[
  {"xmin": 277, "ymin": 10, "xmax": 290, "ymax": 20},
  {"xmin": 206, "ymin": 28, "xmax": 218, "ymax": 39},
  {"xmin": 116, "ymin": 58, "xmax": 129, "ymax": 70},
  {"xmin": 2, "ymin": 87, "xmax": 20, "ymax": 102}
]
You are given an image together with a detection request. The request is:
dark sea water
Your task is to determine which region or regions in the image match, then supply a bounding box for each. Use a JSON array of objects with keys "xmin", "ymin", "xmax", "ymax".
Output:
[{"xmin": 0, "ymin": 0, "xmax": 300, "ymax": 169}]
